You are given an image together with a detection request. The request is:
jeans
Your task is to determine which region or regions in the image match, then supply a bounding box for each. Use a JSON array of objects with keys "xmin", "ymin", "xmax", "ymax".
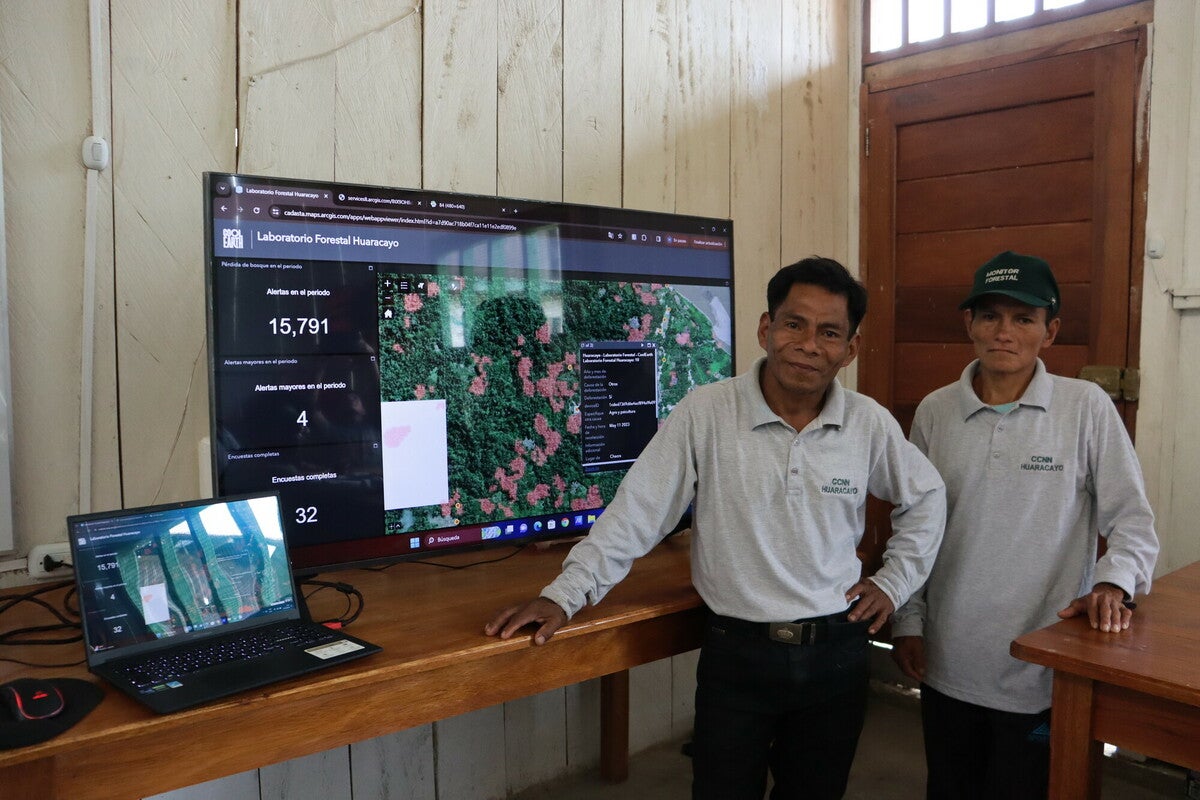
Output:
[{"xmin": 691, "ymin": 614, "xmax": 870, "ymax": 800}]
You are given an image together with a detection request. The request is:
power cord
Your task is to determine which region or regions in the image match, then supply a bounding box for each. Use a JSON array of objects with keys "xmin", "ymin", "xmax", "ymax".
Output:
[
  {"xmin": 374, "ymin": 542, "xmax": 530, "ymax": 571},
  {"xmin": 299, "ymin": 579, "xmax": 364, "ymax": 629},
  {"xmin": 0, "ymin": 580, "xmax": 84, "ymax": 667},
  {"xmin": 42, "ymin": 554, "xmax": 73, "ymax": 573}
]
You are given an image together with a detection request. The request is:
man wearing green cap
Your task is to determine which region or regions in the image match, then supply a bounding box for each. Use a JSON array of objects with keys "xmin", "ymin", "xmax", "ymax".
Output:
[{"xmin": 890, "ymin": 251, "xmax": 1158, "ymax": 799}]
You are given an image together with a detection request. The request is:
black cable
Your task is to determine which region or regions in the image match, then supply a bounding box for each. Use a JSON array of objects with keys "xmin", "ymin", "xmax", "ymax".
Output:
[
  {"xmin": 378, "ymin": 542, "xmax": 530, "ymax": 571},
  {"xmin": 0, "ymin": 579, "xmax": 74, "ymax": 611},
  {"xmin": 62, "ymin": 583, "xmax": 80, "ymax": 618},
  {"xmin": 0, "ymin": 655, "xmax": 86, "ymax": 668},
  {"xmin": 300, "ymin": 579, "xmax": 364, "ymax": 628},
  {"xmin": 299, "ymin": 544, "xmax": 531, "ymax": 625},
  {"xmin": 0, "ymin": 580, "xmax": 84, "ymax": 660}
]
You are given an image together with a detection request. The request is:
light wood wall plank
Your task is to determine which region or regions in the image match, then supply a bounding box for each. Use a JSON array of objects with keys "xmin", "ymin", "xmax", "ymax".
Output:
[
  {"xmin": 495, "ymin": 5, "xmax": 569, "ymax": 789},
  {"xmin": 1181, "ymin": 2, "xmax": 1200, "ymax": 290},
  {"xmin": 676, "ymin": 0, "xmax": 731, "ymax": 218},
  {"xmin": 624, "ymin": 0, "xmax": 678, "ymax": 212},
  {"xmin": 86, "ymin": 0, "xmax": 121, "ymax": 516},
  {"xmin": 260, "ymin": 748, "xmax": 352, "ymax": 800},
  {"xmin": 144, "ymin": 769, "xmax": 260, "ymax": 800},
  {"xmin": 622, "ymin": 0, "xmax": 681, "ymax": 753},
  {"xmin": 670, "ymin": 0, "xmax": 731, "ymax": 736},
  {"xmin": 497, "ymin": 0, "xmax": 562, "ymax": 200},
  {"xmin": 505, "ymin": 687, "xmax": 568, "ymax": 793},
  {"xmin": 1141, "ymin": 0, "xmax": 1200, "ymax": 575},
  {"xmin": 333, "ymin": 2, "xmax": 423, "ymax": 188},
  {"xmin": 435, "ymin": 705, "xmax": 508, "ymax": 799},
  {"xmin": 0, "ymin": 82, "xmax": 9, "ymax": 554},
  {"xmin": 629, "ymin": 659, "xmax": 675, "ymax": 753},
  {"xmin": 731, "ymin": 0, "xmax": 784, "ymax": 369},
  {"xmin": 111, "ymin": 0, "xmax": 235, "ymax": 507},
  {"xmin": 671, "ymin": 648, "xmax": 700, "ymax": 739},
  {"xmin": 239, "ymin": 0, "xmax": 337, "ymax": 179},
  {"xmin": 560, "ymin": 2, "xmax": 622, "ymax": 770},
  {"xmin": 350, "ymin": 724, "xmax": 437, "ymax": 800},
  {"xmin": 0, "ymin": 1, "xmax": 119, "ymax": 551},
  {"xmin": 1171, "ymin": 316, "xmax": 1200, "ymax": 567},
  {"xmin": 241, "ymin": 2, "xmax": 423, "ymax": 185},
  {"xmin": 1168, "ymin": 2, "xmax": 1200, "ymax": 573},
  {"xmin": 563, "ymin": 0, "xmax": 623, "ymax": 207},
  {"xmin": 423, "ymin": 0, "xmax": 498, "ymax": 194},
  {"xmin": 781, "ymin": 0, "xmax": 851, "ymax": 264},
  {"xmin": 564, "ymin": 678, "xmax": 602, "ymax": 771}
]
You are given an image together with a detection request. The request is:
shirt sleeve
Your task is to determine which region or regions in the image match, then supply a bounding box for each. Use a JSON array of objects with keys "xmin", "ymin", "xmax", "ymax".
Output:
[
  {"xmin": 891, "ymin": 399, "xmax": 936, "ymax": 636},
  {"xmin": 863, "ymin": 405, "xmax": 947, "ymax": 612},
  {"xmin": 1086, "ymin": 385, "xmax": 1158, "ymax": 598},
  {"xmin": 540, "ymin": 399, "xmax": 700, "ymax": 619},
  {"xmin": 890, "ymin": 586, "xmax": 927, "ymax": 638}
]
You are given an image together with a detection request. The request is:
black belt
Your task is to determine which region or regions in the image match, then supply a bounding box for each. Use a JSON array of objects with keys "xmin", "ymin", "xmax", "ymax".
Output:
[{"xmin": 709, "ymin": 609, "xmax": 868, "ymax": 646}]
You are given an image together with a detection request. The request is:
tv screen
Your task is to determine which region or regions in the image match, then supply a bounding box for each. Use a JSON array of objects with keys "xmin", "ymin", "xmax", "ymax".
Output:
[{"xmin": 204, "ymin": 172, "xmax": 734, "ymax": 573}]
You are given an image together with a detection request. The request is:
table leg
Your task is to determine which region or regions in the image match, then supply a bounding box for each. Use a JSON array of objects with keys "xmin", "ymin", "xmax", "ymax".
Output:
[
  {"xmin": 600, "ymin": 669, "xmax": 630, "ymax": 782},
  {"xmin": 1050, "ymin": 671, "xmax": 1102, "ymax": 800}
]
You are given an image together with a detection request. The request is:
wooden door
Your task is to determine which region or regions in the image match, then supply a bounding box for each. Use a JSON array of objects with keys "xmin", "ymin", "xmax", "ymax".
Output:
[{"xmin": 858, "ymin": 36, "xmax": 1144, "ymax": 572}]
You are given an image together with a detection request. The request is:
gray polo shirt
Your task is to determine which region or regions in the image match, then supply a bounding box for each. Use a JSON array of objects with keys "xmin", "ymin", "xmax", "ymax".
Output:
[
  {"xmin": 541, "ymin": 357, "xmax": 946, "ymax": 623},
  {"xmin": 892, "ymin": 359, "xmax": 1158, "ymax": 713}
]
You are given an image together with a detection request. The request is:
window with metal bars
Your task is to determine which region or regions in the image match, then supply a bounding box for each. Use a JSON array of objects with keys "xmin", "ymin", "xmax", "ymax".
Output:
[{"xmin": 864, "ymin": 0, "xmax": 1145, "ymax": 64}]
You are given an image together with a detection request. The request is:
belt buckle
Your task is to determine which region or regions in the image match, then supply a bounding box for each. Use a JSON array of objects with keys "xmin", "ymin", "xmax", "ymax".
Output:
[{"xmin": 769, "ymin": 621, "xmax": 817, "ymax": 645}]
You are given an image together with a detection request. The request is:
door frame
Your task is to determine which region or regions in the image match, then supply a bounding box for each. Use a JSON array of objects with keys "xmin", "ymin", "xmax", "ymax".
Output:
[
  {"xmin": 853, "ymin": 27, "xmax": 1151, "ymax": 576},
  {"xmin": 857, "ymin": 27, "xmax": 1150, "ymax": 432}
]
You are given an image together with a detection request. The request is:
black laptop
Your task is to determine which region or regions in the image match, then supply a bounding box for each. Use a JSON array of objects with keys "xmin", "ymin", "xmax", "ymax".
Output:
[{"xmin": 67, "ymin": 492, "xmax": 381, "ymax": 713}]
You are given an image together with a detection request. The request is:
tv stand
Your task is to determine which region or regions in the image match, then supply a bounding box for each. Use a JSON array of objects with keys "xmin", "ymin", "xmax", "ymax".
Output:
[{"xmin": 533, "ymin": 534, "xmax": 586, "ymax": 550}]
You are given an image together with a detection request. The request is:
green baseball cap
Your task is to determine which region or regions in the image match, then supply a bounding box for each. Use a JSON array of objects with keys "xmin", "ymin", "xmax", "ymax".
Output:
[{"xmin": 959, "ymin": 251, "xmax": 1060, "ymax": 314}]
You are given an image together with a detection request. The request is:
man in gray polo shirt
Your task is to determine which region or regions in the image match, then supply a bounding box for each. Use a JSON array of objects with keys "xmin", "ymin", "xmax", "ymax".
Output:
[
  {"xmin": 891, "ymin": 251, "xmax": 1158, "ymax": 799},
  {"xmin": 487, "ymin": 257, "xmax": 946, "ymax": 799}
]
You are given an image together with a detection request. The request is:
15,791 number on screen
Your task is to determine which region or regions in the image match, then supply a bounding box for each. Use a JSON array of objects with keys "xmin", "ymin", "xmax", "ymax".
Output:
[{"xmin": 269, "ymin": 317, "xmax": 328, "ymax": 337}]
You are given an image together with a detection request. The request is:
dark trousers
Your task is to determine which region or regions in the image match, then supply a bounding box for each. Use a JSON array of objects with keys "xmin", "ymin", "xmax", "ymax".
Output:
[
  {"xmin": 920, "ymin": 683, "xmax": 1050, "ymax": 800},
  {"xmin": 691, "ymin": 615, "xmax": 869, "ymax": 800}
]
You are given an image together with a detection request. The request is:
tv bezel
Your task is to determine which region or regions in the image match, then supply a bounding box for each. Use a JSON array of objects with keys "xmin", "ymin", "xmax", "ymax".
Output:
[{"xmin": 203, "ymin": 171, "xmax": 735, "ymax": 575}]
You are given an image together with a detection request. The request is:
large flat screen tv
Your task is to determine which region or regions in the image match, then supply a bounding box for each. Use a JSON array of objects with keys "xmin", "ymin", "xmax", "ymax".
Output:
[{"xmin": 204, "ymin": 172, "xmax": 734, "ymax": 574}]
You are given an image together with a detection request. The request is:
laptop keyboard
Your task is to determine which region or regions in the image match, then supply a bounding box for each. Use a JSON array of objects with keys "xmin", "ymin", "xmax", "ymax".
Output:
[{"xmin": 115, "ymin": 622, "xmax": 337, "ymax": 689}]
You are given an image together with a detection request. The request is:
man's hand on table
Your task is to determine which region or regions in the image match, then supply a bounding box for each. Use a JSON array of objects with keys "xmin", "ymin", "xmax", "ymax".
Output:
[
  {"xmin": 485, "ymin": 597, "xmax": 568, "ymax": 645},
  {"xmin": 1057, "ymin": 582, "xmax": 1133, "ymax": 633}
]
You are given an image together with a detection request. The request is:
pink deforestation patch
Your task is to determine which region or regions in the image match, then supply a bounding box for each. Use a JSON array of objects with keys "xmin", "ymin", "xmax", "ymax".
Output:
[{"xmin": 384, "ymin": 426, "xmax": 411, "ymax": 449}]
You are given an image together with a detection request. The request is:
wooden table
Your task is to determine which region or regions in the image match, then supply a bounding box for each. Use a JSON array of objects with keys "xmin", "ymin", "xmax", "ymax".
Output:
[
  {"xmin": 0, "ymin": 535, "xmax": 704, "ymax": 800},
  {"xmin": 1011, "ymin": 560, "xmax": 1200, "ymax": 799}
]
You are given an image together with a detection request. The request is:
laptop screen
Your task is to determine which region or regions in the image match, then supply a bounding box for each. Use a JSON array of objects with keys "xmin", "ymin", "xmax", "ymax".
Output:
[{"xmin": 69, "ymin": 493, "xmax": 300, "ymax": 665}]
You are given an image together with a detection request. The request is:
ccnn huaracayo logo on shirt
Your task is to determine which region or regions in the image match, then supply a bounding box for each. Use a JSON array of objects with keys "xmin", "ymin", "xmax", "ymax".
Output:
[{"xmin": 1021, "ymin": 454, "xmax": 1064, "ymax": 472}]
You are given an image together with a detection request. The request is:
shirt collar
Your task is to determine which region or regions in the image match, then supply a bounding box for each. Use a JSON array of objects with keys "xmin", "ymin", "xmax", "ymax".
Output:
[
  {"xmin": 743, "ymin": 356, "xmax": 846, "ymax": 431},
  {"xmin": 957, "ymin": 357, "xmax": 1052, "ymax": 420}
]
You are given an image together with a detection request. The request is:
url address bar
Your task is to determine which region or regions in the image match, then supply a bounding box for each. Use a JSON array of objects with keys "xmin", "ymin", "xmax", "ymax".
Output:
[{"xmin": 274, "ymin": 205, "xmax": 519, "ymax": 233}]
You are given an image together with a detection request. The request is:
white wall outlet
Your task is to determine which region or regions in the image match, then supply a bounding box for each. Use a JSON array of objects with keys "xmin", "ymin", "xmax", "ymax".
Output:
[{"xmin": 28, "ymin": 542, "xmax": 73, "ymax": 579}]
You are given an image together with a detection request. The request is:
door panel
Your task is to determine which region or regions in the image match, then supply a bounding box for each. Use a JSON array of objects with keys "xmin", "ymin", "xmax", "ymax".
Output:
[
  {"xmin": 897, "ymin": 223, "xmax": 1093, "ymax": 286},
  {"xmin": 897, "ymin": 162, "xmax": 1094, "ymax": 233},
  {"xmin": 859, "ymin": 37, "xmax": 1142, "ymax": 576},
  {"xmin": 897, "ymin": 96, "xmax": 1095, "ymax": 180}
]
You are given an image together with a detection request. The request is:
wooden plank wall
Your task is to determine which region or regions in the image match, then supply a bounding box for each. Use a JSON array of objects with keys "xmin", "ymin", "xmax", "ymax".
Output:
[
  {"xmin": 1140, "ymin": 0, "xmax": 1200, "ymax": 576},
  {"xmin": 0, "ymin": 1, "xmax": 121, "ymax": 554},
  {"xmin": 2, "ymin": 1, "xmax": 853, "ymax": 798},
  {"xmin": 4, "ymin": 0, "xmax": 1200, "ymax": 796}
]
